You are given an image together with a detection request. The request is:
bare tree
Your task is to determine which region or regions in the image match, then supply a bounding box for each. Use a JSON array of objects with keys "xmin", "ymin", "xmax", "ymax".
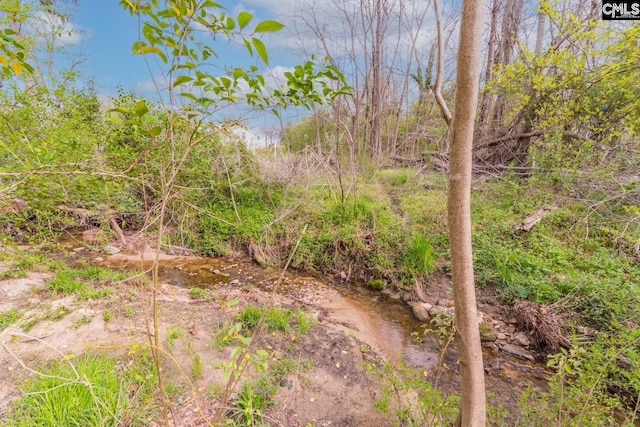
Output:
[{"xmin": 448, "ymin": 0, "xmax": 487, "ymax": 424}]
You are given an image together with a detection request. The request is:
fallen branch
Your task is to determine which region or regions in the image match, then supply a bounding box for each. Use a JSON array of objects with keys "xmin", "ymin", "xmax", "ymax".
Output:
[{"xmin": 516, "ymin": 207, "xmax": 553, "ymax": 232}]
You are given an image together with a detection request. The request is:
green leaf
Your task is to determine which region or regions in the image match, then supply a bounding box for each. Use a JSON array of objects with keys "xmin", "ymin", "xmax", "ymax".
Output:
[
  {"xmin": 254, "ymin": 20, "xmax": 284, "ymax": 33},
  {"xmin": 243, "ymin": 38, "xmax": 253, "ymax": 56},
  {"xmin": 252, "ymin": 37, "xmax": 268, "ymax": 64},
  {"xmin": 133, "ymin": 43, "xmax": 167, "ymax": 63},
  {"xmin": 109, "ymin": 107, "xmax": 134, "ymax": 115},
  {"xmin": 237, "ymin": 11, "xmax": 252, "ymax": 29},
  {"xmin": 173, "ymin": 75, "xmax": 193, "ymax": 87},
  {"xmin": 149, "ymin": 126, "xmax": 163, "ymax": 137},
  {"xmin": 134, "ymin": 101, "xmax": 149, "ymax": 117}
]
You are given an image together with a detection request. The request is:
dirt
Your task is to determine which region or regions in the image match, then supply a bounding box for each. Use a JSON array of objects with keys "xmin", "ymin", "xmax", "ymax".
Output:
[
  {"xmin": 0, "ymin": 240, "xmax": 550, "ymax": 426},
  {"xmin": 0, "ymin": 246, "xmax": 396, "ymax": 426}
]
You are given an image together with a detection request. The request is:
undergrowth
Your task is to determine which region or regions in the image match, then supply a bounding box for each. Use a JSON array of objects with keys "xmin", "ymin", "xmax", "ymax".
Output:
[{"xmin": 2, "ymin": 352, "xmax": 156, "ymax": 427}]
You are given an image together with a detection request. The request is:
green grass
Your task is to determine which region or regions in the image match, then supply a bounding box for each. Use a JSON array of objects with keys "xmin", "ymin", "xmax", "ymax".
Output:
[
  {"xmin": 294, "ymin": 308, "xmax": 311, "ymax": 334},
  {"xmin": 166, "ymin": 325, "xmax": 182, "ymax": 351},
  {"xmin": 0, "ymin": 252, "xmax": 47, "ymax": 280},
  {"xmin": 3, "ymin": 352, "xmax": 153, "ymax": 427},
  {"xmin": 264, "ymin": 306, "xmax": 291, "ymax": 332},
  {"xmin": 47, "ymin": 266, "xmax": 127, "ymax": 300},
  {"xmin": 0, "ymin": 309, "xmax": 21, "ymax": 331},
  {"xmin": 189, "ymin": 287, "xmax": 206, "ymax": 299},
  {"xmin": 239, "ymin": 305, "xmax": 263, "ymax": 330},
  {"xmin": 238, "ymin": 305, "xmax": 294, "ymax": 333}
]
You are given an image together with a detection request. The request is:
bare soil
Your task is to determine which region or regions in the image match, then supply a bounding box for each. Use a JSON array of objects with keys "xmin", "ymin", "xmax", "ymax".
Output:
[
  {"xmin": 0, "ymin": 246, "xmax": 395, "ymax": 426},
  {"xmin": 0, "ymin": 239, "xmax": 551, "ymax": 426}
]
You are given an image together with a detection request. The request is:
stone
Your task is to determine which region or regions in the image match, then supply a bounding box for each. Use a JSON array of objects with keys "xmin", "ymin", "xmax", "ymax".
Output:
[
  {"xmin": 412, "ymin": 304, "xmax": 431, "ymax": 322},
  {"xmin": 388, "ymin": 292, "xmax": 402, "ymax": 300},
  {"xmin": 103, "ymin": 245, "xmax": 120, "ymax": 255},
  {"xmin": 429, "ymin": 305, "xmax": 454, "ymax": 318},
  {"xmin": 500, "ymin": 343, "xmax": 535, "ymax": 362},
  {"xmin": 497, "ymin": 333, "xmax": 508, "ymax": 340},
  {"xmin": 480, "ymin": 330, "xmax": 498, "ymax": 342},
  {"xmin": 437, "ymin": 299, "xmax": 454, "ymax": 308},
  {"xmin": 513, "ymin": 332, "xmax": 531, "ymax": 347}
]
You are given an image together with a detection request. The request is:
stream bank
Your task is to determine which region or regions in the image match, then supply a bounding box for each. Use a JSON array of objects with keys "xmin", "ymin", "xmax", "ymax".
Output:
[{"xmin": 1, "ymin": 236, "xmax": 551, "ymax": 425}]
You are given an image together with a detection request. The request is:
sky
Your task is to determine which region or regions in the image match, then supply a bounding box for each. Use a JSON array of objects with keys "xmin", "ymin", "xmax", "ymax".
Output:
[{"xmin": 65, "ymin": 1, "xmax": 306, "ymax": 129}]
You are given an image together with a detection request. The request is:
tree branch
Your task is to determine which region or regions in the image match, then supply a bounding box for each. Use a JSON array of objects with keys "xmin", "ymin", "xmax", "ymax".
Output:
[{"xmin": 430, "ymin": 0, "xmax": 453, "ymax": 127}]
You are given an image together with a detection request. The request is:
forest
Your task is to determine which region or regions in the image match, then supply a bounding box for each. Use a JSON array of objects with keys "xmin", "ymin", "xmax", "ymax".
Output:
[{"xmin": 1, "ymin": 0, "xmax": 640, "ymax": 425}]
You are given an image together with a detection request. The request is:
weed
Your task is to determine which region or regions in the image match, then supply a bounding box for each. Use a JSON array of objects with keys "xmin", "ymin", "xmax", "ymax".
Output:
[
  {"xmin": 294, "ymin": 308, "xmax": 311, "ymax": 334},
  {"xmin": 239, "ymin": 304, "xmax": 263, "ymax": 330},
  {"xmin": 211, "ymin": 321, "xmax": 235, "ymax": 349},
  {"xmin": 49, "ymin": 305, "xmax": 72, "ymax": 322},
  {"xmin": 47, "ymin": 266, "xmax": 123, "ymax": 299},
  {"xmin": 166, "ymin": 325, "xmax": 182, "ymax": 351},
  {"xmin": 264, "ymin": 306, "xmax": 291, "ymax": 332},
  {"xmin": 0, "ymin": 248, "xmax": 46, "ymax": 279},
  {"xmin": 22, "ymin": 316, "xmax": 41, "ymax": 332},
  {"xmin": 3, "ymin": 353, "xmax": 148, "ymax": 426},
  {"xmin": 124, "ymin": 306, "xmax": 136, "ymax": 318},
  {"xmin": 48, "ymin": 269, "xmax": 84, "ymax": 294},
  {"xmin": 0, "ymin": 309, "xmax": 21, "ymax": 331},
  {"xmin": 189, "ymin": 287, "xmax": 206, "ymax": 299},
  {"xmin": 74, "ymin": 315, "xmax": 93, "ymax": 328},
  {"xmin": 192, "ymin": 354, "xmax": 202, "ymax": 380},
  {"xmin": 366, "ymin": 359, "xmax": 459, "ymax": 425},
  {"xmin": 103, "ymin": 310, "xmax": 112, "ymax": 322},
  {"xmin": 233, "ymin": 382, "xmax": 271, "ymax": 426}
]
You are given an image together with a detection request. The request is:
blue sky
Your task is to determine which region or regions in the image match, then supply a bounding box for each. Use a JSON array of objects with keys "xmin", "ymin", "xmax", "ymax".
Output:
[{"xmin": 68, "ymin": 1, "xmax": 304, "ymax": 128}]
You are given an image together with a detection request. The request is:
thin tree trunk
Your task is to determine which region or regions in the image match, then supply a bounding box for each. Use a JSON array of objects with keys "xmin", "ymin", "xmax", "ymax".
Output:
[
  {"xmin": 534, "ymin": 6, "xmax": 546, "ymax": 56},
  {"xmin": 477, "ymin": 0, "xmax": 499, "ymax": 134},
  {"xmin": 448, "ymin": 0, "xmax": 486, "ymax": 425}
]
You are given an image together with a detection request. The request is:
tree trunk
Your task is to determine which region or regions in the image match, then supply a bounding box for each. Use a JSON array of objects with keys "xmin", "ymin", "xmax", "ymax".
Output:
[
  {"xmin": 448, "ymin": 0, "xmax": 486, "ymax": 425},
  {"xmin": 477, "ymin": 0, "xmax": 499, "ymax": 135}
]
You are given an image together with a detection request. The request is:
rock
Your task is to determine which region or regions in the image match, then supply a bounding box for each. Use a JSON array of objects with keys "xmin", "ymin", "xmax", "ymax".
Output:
[
  {"xmin": 429, "ymin": 305, "xmax": 453, "ymax": 318},
  {"xmin": 481, "ymin": 331, "xmax": 498, "ymax": 342},
  {"xmin": 480, "ymin": 330, "xmax": 498, "ymax": 342},
  {"xmin": 412, "ymin": 304, "xmax": 431, "ymax": 322},
  {"xmin": 380, "ymin": 288, "xmax": 393, "ymax": 297},
  {"xmin": 437, "ymin": 299, "xmax": 454, "ymax": 308},
  {"xmin": 367, "ymin": 278, "xmax": 385, "ymax": 290},
  {"xmin": 513, "ymin": 332, "xmax": 531, "ymax": 347},
  {"xmin": 500, "ymin": 343, "xmax": 535, "ymax": 362},
  {"xmin": 388, "ymin": 292, "xmax": 402, "ymax": 300},
  {"xmin": 508, "ymin": 317, "xmax": 517, "ymax": 324},
  {"xmin": 497, "ymin": 333, "xmax": 508, "ymax": 340},
  {"xmin": 103, "ymin": 245, "xmax": 120, "ymax": 255},
  {"xmin": 401, "ymin": 291, "xmax": 414, "ymax": 302}
]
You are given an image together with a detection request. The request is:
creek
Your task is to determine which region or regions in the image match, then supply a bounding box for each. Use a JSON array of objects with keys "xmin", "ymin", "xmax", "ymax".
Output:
[{"xmin": 90, "ymin": 248, "xmax": 551, "ymax": 414}]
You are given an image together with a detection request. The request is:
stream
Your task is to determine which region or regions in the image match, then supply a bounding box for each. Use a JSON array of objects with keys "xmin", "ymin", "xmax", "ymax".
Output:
[{"xmin": 90, "ymin": 247, "xmax": 551, "ymax": 413}]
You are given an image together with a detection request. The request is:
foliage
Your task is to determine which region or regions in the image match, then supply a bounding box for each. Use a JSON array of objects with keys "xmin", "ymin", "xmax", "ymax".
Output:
[
  {"xmin": 0, "ymin": 308, "xmax": 20, "ymax": 330},
  {"xmin": 516, "ymin": 331, "xmax": 640, "ymax": 426},
  {"xmin": 471, "ymin": 178, "xmax": 640, "ymax": 329},
  {"xmin": 47, "ymin": 266, "xmax": 128, "ymax": 300},
  {"xmin": 366, "ymin": 359, "xmax": 459, "ymax": 426},
  {"xmin": 3, "ymin": 352, "xmax": 155, "ymax": 427}
]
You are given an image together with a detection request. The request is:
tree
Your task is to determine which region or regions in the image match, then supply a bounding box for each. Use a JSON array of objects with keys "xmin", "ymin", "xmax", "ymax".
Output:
[{"xmin": 447, "ymin": 0, "xmax": 486, "ymax": 425}]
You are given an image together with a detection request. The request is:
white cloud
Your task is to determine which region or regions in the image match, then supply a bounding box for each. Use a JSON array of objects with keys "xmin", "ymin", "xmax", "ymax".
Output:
[{"xmin": 33, "ymin": 11, "xmax": 86, "ymax": 46}]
